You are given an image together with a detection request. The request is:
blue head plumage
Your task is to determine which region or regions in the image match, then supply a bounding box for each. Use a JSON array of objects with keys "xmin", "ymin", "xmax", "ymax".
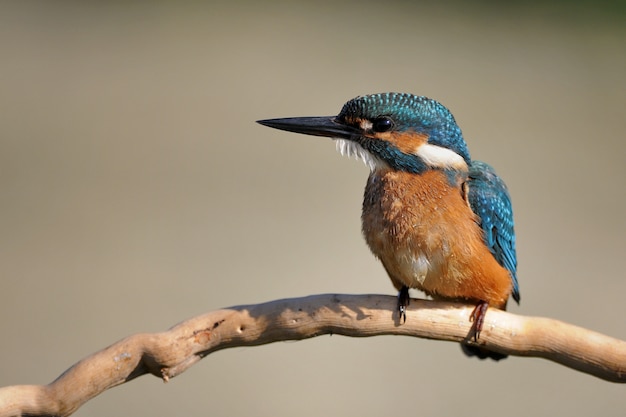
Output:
[{"xmin": 337, "ymin": 93, "xmax": 471, "ymax": 166}]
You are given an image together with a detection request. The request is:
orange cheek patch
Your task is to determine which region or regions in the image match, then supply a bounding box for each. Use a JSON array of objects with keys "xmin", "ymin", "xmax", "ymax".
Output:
[{"xmin": 382, "ymin": 131, "xmax": 429, "ymax": 154}]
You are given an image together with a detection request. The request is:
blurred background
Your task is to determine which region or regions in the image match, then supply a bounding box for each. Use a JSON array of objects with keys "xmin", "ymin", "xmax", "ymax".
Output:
[{"xmin": 1, "ymin": 1, "xmax": 625, "ymax": 415}]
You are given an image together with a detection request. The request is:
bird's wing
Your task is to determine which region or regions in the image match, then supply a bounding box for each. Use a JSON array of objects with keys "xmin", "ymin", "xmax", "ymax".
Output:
[{"xmin": 466, "ymin": 160, "xmax": 520, "ymax": 303}]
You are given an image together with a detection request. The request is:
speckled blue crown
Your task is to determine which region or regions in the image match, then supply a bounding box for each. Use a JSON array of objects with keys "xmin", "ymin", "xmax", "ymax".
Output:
[{"xmin": 339, "ymin": 93, "xmax": 471, "ymax": 164}]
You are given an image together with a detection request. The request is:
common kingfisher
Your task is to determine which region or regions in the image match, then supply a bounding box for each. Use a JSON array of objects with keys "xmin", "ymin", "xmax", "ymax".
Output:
[{"xmin": 258, "ymin": 92, "xmax": 520, "ymax": 359}]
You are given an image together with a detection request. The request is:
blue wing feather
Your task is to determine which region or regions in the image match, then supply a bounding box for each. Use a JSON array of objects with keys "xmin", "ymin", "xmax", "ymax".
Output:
[{"xmin": 467, "ymin": 161, "xmax": 520, "ymax": 303}]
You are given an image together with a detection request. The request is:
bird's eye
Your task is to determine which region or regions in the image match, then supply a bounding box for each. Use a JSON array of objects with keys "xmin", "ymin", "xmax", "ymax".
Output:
[{"xmin": 372, "ymin": 117, "xmax": 394, "ymax": 133}]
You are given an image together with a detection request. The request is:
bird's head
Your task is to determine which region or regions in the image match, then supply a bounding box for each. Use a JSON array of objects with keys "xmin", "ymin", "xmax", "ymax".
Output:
[{"xmin": 257, "ymin": 92, "xmax": 471, "ymax": 174}]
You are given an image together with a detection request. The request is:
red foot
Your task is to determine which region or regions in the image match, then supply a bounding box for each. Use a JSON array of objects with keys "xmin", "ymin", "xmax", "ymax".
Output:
[
  {"xmin": 469, "ymin": 301, "xmax": 489, "ymax": 341},
  {"xmin": 397, "ymin": 286, "xmax": 410, "ymax": 323}
]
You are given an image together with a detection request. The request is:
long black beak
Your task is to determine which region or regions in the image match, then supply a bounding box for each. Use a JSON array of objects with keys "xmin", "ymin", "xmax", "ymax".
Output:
[{"xmin": 257, "ymin": 116, "xmax": 358, "ymax": 140}]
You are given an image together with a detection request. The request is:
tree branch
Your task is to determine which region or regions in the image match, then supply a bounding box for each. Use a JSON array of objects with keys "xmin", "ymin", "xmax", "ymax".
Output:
[{"xmin": 1, "ymin": 294, "xmax": 625, "ymax": 416}]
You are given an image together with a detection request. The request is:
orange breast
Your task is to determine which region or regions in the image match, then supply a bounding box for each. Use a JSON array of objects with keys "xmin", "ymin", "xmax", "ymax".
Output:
[{"xmin": 362, "ymin": 169, "xmax": 513, "ymax": 308}]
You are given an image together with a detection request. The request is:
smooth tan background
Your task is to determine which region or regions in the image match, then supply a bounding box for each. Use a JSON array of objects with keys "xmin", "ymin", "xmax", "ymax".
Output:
[{"xmin": 1, "ymin": 1, "xmax": 625, "ymax": 416}]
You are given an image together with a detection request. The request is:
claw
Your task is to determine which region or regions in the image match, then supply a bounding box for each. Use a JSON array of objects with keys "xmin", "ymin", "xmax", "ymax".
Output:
[
  {"xmin": 469, "ymin": 301, "xmax": 489, "ymax": 341},
  {"xmin": 397, "ymin": 286, "xmax": 410, "ymax": 323}
]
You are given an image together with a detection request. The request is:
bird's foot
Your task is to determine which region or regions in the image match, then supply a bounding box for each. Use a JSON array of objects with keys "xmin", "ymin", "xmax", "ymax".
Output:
[
  {"xmin": 397, "ymin": 286, "xmax": 410, "ymax": 323},
  {"xmin": 469, "ymin": 301, "xmax": 489, "ymax": 341}
]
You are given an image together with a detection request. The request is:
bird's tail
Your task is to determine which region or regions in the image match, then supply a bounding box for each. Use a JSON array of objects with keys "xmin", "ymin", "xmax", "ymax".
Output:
[{"xmin": 461, "ymin": 344, "xmax": 508, "ymax": 361}]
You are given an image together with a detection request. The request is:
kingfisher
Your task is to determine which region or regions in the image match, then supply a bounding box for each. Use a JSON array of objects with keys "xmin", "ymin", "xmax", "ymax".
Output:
[{"xmin": 257, "ymin": 92, "xmax": 520, "ymax": 359}]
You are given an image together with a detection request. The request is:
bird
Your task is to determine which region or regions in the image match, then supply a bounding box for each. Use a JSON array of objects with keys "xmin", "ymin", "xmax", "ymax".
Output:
[{"xmin": 257, "ymin": 92, "xmax": 520, "ymax": 359}]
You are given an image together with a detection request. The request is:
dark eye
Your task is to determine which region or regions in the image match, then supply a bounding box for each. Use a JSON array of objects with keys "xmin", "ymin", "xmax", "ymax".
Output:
[{"xmin": 372, "ymin": 116, "xmax": 394, "ymax": 133}]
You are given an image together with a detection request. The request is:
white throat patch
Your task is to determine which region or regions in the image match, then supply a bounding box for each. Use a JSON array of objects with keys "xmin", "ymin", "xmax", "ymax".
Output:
[{"xmin": 335, "ymin": 139, "xmax": 386, "ymax": 172}]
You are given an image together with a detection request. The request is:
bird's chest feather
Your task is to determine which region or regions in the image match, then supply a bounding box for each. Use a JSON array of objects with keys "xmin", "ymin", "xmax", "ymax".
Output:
[{"xmin": 361, "ymin": 169, "xmax": 484, "ymax": 294}]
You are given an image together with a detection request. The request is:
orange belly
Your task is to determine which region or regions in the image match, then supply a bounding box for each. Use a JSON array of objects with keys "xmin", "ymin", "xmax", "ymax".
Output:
[{"xmin": 362, "ymin": 169, "xmax": 513, "ymax": 308}]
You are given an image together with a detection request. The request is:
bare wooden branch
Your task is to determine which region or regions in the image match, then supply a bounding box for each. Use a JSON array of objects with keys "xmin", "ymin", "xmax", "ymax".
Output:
[{"xmin": 1, "ymin": 294, "xmax": 625, "ymax": 417}]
